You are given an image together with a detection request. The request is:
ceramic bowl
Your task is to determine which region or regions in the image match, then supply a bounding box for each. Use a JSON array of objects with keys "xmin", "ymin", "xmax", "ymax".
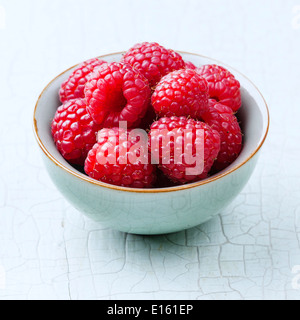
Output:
[{"xmin": 33, "ymin": 52, "xmax": 269, "ymax": 235}]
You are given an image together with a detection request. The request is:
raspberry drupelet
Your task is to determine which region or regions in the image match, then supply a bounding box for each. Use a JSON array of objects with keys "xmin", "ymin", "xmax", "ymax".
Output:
[
  {"xmin": 122, "ymin": 42, "xmax": 185, "ymax": 88},
  {"xmin": 149, "ymin": 116, "xmax": 221, "ymax": 184},
  {"xmin": 196, "ymin": 64, "xmax": 241, "ymax": 112},
  {"xmin": 84, "ymin": 128, "xmax": 156, "ymax": 188},
  {"xmin": 84, "ymin": 62, "xmax": 151, "ymax": 129},
  {"xmin": 59, "ymin": 58, "xmax": 107, "ymax": 103},
  {"xmin": 51, "ymin": 98, "xmax": 101, "ymax": 166},
  {"xmin": 201, "ymin": 100, "xmax": 243, "ymax": 171},
  {"xmin": 184, "ymin": 61, "xmax": 197, "ymax": 70},
  {"xmin": 151, "ymin": 69, "xmax": 209, "ymax": 119}
]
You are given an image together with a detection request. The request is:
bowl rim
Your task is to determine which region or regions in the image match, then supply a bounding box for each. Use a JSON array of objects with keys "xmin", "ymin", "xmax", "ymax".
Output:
[{"xmin": 33, "ymin": 51, "xmax": 270, "ymax": 194}]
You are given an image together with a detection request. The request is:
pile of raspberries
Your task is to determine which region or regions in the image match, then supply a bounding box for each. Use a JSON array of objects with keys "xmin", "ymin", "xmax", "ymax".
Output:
[{"xmin": 52, "ymin": 42, "xmax": 243, "ymax": 189}]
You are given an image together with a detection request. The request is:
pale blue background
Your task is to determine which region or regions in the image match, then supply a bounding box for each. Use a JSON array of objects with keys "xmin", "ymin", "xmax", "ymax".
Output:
[{"xmin": 0, "ymin": 0, "xmax": 300, "ymax": 300}]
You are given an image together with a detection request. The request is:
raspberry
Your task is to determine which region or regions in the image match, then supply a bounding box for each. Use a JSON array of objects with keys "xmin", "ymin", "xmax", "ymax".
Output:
[
  {"xmin": 149, "ymin": 116, "xmax": 221, "ymax": 184},
  {"xmin": 59, "ymin": 58, "xmax": 107, "ymax": 103},
  {"xmin": 185, "ymin": 61, "xmax": 196, "ymax": 70},
  {"xmin": 51, "ymin": 99, "xmax": 101, "ymax": 166},
  {"xmin": 151, "ymin": 69, "xmax": 209, "ymax": 119},
  {"xmin": 122, "ymin": 42, "xmax": 185, "ymax": 88},
  {"xmin": 202, "ymin": 100, "xmax": 243, "ymax": 171},
  {"xmin": 84, "ymin": 62, "xmax": 151, "ymax": 128},
  {"xmin": 196, "ymin": 64, "xmax": 241, "ymax": 112},
  {"xmin": 84, "ymin": 128, "xmax": 156, "ymax": 188}
]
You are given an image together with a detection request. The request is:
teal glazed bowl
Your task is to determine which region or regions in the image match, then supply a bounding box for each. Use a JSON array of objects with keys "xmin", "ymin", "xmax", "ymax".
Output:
[{"xmin": 33, "ymin": 52, "xmax": 269, "ymax": 235}]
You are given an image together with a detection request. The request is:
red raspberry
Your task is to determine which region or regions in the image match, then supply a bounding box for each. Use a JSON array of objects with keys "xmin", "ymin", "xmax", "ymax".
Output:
[
  {"xmin": 151, "ymin": 69, "xmax": 209, "ymax": 119},
  {"xmin": 84, "ymin": 128, "xmax": 156, "ymax": 188},
  {"xmin": 122, "ymin": 42, "xmax": 185, "ymax": 88},
  {"xmin": 202, "ymin": 100, "xmax": 243, "ymax": 171},
  {"xmin": 84, "ymin": 62, "xmax": 151, "ymax": 128},
  {"xmin": 51, "ymin": 99, "xmax": 101, "ymax": 166},
  {"xmin": 185, "ymin": 61, "xmax": 196, "ymax": 70},
  {"xmin": 59, "ymin": 58, "xmax": 107, "ymax": 103},
  {"xmin": 196, "ymin": 64, "xmax": 241, "ymax": 112},
  {"xmin": 149, "ymin": 117, "xmax": 221, "ymax": 184}
]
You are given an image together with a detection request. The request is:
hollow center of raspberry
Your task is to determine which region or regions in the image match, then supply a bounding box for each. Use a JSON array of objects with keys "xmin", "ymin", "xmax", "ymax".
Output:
[
  {"xmin": 211, "ymin": 96, "xmax": 220, "ymax": 102},
  {"xmin": 106, "ymin": 90, "xmax": 127, "ymax": 112}
]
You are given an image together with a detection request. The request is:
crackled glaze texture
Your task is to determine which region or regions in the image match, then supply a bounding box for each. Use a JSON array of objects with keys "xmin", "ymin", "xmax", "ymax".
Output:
[{"xmin": 1, "ymin": 0, "xmax": 300, "ymax": 300}]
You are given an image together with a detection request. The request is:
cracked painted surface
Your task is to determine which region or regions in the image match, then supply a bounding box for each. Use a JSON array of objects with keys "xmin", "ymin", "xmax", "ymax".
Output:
[{"xmin": 0, "ymin": 0, "xmax": 300, "ymax": 300}]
